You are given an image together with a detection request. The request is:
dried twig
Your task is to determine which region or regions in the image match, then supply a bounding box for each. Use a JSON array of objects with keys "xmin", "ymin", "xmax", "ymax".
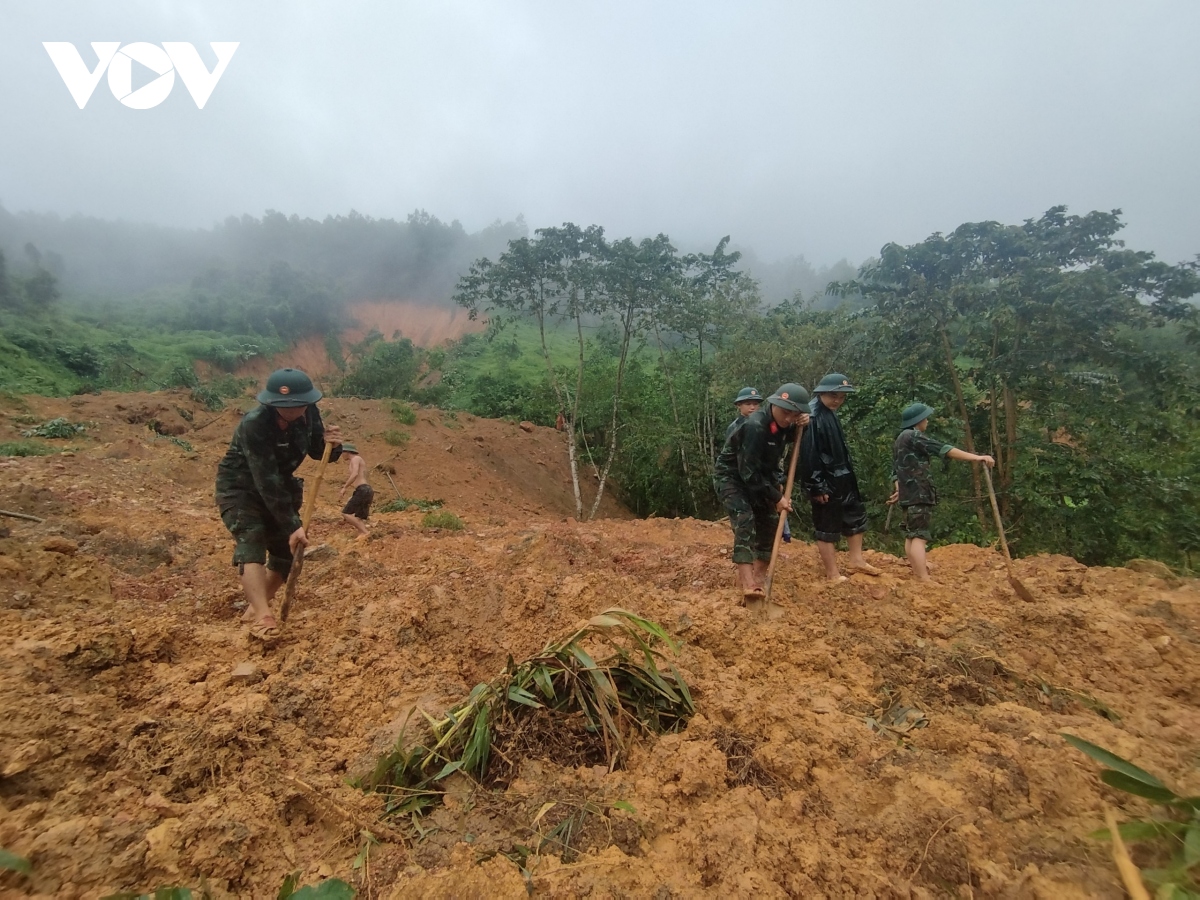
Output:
[
  {"xmin": 907, "ymin": 813, "xmax": 963, "ymax": 880},
  {"xmin": 277, "ymin": 773, "xmax": 409, "ymax": 846},
  {"xmin": 0, "ymin": 509, "xmax": 45, "ymax": 523},
  {"xmin": 192, "ymin": 407, "xmax": 230, "ymax": 432}
]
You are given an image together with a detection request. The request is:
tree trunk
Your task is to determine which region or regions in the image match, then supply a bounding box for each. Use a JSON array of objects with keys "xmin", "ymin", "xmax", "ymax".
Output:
[
  {"xmin": 940, "ymin": 324, "xmax": 988, "ymax": 534},
  {"xmin": 652, "ymin": 324, "xmax": 699, "ymax": 515},
  {"xmin": 567, "ymin": 308, "xmax": 588, "ymax": 518},
  {"xmin": 588, "ymin": 300, "xmax": 635, "ymax": 521},
  {"xmin": 1002, "ymin": 381, "xmax": 1018, "ymax": 519},
  {"xmin": 535, "ymin": 282, "xmax": 584, "ymax": 520}
]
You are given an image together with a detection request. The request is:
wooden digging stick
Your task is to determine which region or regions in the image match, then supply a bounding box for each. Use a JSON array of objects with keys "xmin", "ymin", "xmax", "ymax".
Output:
[
  {"xmin": 765, "ymin": 424, "xmax": 804, "ymax": 603},
  {"xmin": 0, "ymin": 509, "xmax": 45, "ymax": 523},
  {"xmin": 982, "ymin": 466, "xmax": 1036, "ymax": 603},
  {"xmin": 280, "ymin": 441, "xmax": 333, "ymax": 622}
]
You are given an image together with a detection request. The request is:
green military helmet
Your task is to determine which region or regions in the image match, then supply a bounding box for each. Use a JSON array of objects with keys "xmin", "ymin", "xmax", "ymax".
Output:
[
  {"xmin": 341, "ymin": 442, "xmax": 358, "ymax": 454},
  {"xmin": 901, "ymin": 403, "xmax": 935, "ymax": 429},
  {"xmin": 767, "ymin": 382, "xmax": 811, "ymax": 412},
  {"xmin": 257, "ymin": 368, "xmax": 323, "ymax": 407},
  {"xmin": 733, "ymin": 386, "xmax": 762, "ymax": 404},
  {"xmin": 814, "ymin": 373, "xmax": 857, "ymax": 393}
]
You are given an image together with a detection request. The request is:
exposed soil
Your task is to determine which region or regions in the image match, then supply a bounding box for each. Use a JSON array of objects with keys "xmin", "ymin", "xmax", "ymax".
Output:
[
  {"xmin": 0, "ymin": 390, "xmax": 1197, "ymax": 899},
  {"xmin": 225, "ymin": 300, "xmax": 484, "ymax": 382}
]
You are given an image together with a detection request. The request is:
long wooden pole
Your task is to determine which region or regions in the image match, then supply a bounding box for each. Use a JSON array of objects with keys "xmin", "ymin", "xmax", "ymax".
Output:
[
  {"xmin": 982, "ymin": 466, "xmax": 1036, "ymax": 603},
  {"xmin": 280, "ymin": 441, "xmax": 333, "ymax": 622},
  {"xmin": 765, "ymin": 424, "xmax": 804, "ymax": 603}
]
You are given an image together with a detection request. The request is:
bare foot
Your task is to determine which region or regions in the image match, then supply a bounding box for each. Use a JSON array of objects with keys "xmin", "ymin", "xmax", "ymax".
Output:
[{"xmin": 824, "ymin": 574, "xmax": 849, "ymax": 584}]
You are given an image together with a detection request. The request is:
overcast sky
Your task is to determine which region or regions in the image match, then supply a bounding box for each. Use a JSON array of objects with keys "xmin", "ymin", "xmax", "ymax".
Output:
[{"xmin": 1, "ymin": 1, "xmax": 1197, "ymax": 267}]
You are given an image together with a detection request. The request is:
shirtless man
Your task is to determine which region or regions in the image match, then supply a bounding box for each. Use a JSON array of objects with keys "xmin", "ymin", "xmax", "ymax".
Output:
[{"xmin": 337, "ymin": 443, "xmax": 374, "ymax": 540}]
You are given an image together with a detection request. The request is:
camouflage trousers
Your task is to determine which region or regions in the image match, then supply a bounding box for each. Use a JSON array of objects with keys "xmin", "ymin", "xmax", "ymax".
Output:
[{"xmin": 716, "ymin": 478, "xmax": 778, "ymax": 564}]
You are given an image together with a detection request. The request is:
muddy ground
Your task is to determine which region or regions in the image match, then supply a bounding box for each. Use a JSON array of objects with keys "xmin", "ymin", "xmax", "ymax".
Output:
[{"xmin": 0, "ymin": 389, "xmax": 1197, "ymax": 899}]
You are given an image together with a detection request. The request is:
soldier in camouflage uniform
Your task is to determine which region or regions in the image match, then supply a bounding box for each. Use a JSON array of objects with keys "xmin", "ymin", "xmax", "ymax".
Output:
[
  {"xmin": 215, "ymin": 368, "xmax": 343, "ymax": 636},
  {"xmin": 890, "ymin": 403, "xmax": 994, "ymax": 581},
  {"xmin": 724, "ymin": 387, "xmax": 763, "ymax": 442},
  {"xmin": 723, "ymin": 387, "xmax": 792, "ymax": 544},
  {"xmin": 713, "ymin": 383, "xmax": 810, "ymax": 601}
]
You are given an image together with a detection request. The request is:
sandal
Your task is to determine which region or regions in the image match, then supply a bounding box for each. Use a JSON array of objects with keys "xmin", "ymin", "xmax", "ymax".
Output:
[{"xmin": 249, "ymin": 615, "xmax": 280, "ymax": 640}]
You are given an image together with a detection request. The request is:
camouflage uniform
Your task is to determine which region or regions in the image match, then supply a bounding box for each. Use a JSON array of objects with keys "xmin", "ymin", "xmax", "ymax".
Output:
[
  {"xmin": 892, "ymin": 427, "xmax": 952, "ymax": 541},
  {"xmin": 215, "ymin": 404, "xmax": 339, "ymax": 575},
  {"xmin": 713, "ymin": 405, "xmax": 798, "ymax": 564}
]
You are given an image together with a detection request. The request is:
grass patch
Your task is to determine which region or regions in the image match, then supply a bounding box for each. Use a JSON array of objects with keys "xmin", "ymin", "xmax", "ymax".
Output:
[
  {"xmin": 381, "ymin": 429, "xmax": 409, "ymax": 446},
  {"xmin": 389, "ymin": 400, "xmax": 417, "ymax": 425},
  {"xmin": 378, "ymin": 496, "xmax": 442, "ymax": 514},
  {"xmin": 0, "ymin": 441, "xmax": 55, "ymax": 457},
  {"xmin": 421, "ymin": 511, "xmax": 464, "ymax": 530}
]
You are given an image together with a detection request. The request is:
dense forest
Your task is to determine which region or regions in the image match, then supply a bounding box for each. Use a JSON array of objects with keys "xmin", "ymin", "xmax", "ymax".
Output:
[{"xmin": 1, "ymin": 203, "xmax": 1197, "ymax": 570}]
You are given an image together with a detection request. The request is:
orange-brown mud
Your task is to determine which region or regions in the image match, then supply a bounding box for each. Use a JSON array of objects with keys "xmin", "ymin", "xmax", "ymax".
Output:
[
  {"xmin": 216, "ymin": 300, "xmax": 484, "ymax": 383},
  {"xmin": 0, "ymin": 390, "xmax": 1197, "ymax": 899}
]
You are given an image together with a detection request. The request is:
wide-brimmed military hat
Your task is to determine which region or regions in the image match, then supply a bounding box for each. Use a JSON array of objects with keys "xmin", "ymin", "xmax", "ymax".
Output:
[
  {"xmin": 901, "ymin": 403, "xmax": 935, "ymax": 429},
  {"xmin": 257, "ymin": 368, "xmax": 323, "ymax": 407},
  {"xmin": 767, "ymin": 383, "xmax": 811, "ymax": 412},
  {"xmin": 341, "ymin": 442, "xmax": 358, "ymax": 454},
  {"xmin": 733, "ymin": 387, "xmax": 762, "ymax": 404},
  {"xmin": 814, "ymin": 373, "xmax": 857, "ymax": 393}
]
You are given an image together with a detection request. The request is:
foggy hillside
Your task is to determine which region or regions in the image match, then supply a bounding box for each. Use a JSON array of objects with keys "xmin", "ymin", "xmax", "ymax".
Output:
[
  {"xmin": 0, "ymin": 202, "xmax": 862, "ymax": 311},
  {"xmin": 0, "ymin": 204, "xmax": 528, "ymax": 305}
]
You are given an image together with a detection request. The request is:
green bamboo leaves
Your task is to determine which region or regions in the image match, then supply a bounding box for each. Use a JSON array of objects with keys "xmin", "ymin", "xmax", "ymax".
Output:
[
  {"xmin": 359, "ymin": 609, "xmax": 693, "ymax": 821},
  {"xmin": 1063, "ymin": 733, "xmax": 1200, "ymax": 896}
]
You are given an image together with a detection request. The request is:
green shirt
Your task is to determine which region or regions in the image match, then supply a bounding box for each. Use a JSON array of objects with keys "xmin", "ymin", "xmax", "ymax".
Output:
[
  {"xmin": 215, "ymin": 404, "xmax": 338, "ymax": 531},
  {"xmin": 892, "ymin": 427, "xmax": 952, "ymax": 507},
  {"xmin": 714, "ymin": 405, "xmax": 798, "ymax": 506}
]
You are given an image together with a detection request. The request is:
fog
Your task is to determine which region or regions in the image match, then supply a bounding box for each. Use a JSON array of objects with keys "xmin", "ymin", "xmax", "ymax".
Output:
[{"xmin": 1, "ymin": 0, "xmax": 1197, "ymax": 271}]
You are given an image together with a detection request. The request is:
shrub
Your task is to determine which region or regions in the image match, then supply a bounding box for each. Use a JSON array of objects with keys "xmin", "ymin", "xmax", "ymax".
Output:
[
  {"xmin": 389, "ymin": 400, "xmax": 417, "ymax": 425},
  {"xmin": 381, "ymin": 429, "xmax": 409, "ymax": 446},
  {"xmin": 20, "ymin": 417, "xmax": 86, "ymax": 439},
  {"xmin": 378, "ymin": 496, "xmax": 442, "ymax": 513},
  {"xmin": 421, "ymin": 511, "xmax": 464, "ymax": 530}
]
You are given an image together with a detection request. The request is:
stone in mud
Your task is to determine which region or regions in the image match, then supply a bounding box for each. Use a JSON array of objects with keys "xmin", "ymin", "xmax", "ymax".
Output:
[
  {"xmin": 42, "ymin": 536, "xmax": 79, "ymax": 555},
  {"xmin": 230, "ymin": 662, "xmax": 261, "ymax": 684}
]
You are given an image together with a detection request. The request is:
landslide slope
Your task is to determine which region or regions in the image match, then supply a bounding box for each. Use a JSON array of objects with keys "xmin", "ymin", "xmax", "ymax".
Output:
[{"xmin": 0, "ymin": 391, "xmax": 1197, "ymax": 899}]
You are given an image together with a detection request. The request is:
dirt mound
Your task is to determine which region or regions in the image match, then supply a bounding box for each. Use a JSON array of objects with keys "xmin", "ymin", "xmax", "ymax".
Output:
[{"xmin": 0, "ymin": 392, "xmax": 1197, "ymax": 899}]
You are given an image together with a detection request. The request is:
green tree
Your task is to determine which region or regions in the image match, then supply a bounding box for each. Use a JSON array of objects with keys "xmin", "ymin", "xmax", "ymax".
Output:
[
  {"xmin": 841, "ymin": 206, "xmax": 1200, "ymax": 550},
  {"xmin": 456, "ymin": 223, "xmax": 609, "ymax": 518},
  {"xmin": 590, "ymin": 234, "xmax": 682, "ymax": 519}
]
